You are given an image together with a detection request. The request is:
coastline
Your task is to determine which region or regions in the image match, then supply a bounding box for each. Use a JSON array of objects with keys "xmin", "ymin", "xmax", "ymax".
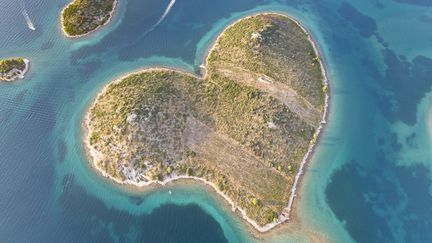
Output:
[
  {"xmin": 282, "ymin": 12, "xmax": 331, "ymax": 219},
  {"xmin": 60, "ymin": 0, "xmax": 118, "ymax": 39},
  {"xmin": 81, "ymin": 12, "xmax": 330, "ymax": 234},
  {"xmin": 200, "ymin": 12, "xmax": 331, "ymax": 228},
  {"xmin": 0, "ymin": 58, "xmax": 30, "ymax": 82}
]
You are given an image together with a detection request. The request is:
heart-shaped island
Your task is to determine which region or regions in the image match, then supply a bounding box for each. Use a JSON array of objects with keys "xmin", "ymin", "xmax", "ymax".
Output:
[{"xmin": 85, "ymin": 13, "xmax": 329, "ymax": 231}]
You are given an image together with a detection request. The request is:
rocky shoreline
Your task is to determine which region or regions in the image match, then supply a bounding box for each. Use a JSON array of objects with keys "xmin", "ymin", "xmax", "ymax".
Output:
[
  {"xmin": 0, "ymin": 58, "xmax": 30, "ymax": 82},
  {"xmin": 82, "ymin": 13, "xmax": 330, "ymax": 233},
  {"xmin": 60, "ymin": 0, "xmax": 118, "ymax": 38}
]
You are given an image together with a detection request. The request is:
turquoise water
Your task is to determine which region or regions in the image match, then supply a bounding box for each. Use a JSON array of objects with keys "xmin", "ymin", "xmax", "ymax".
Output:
[{"xmin": 1, "ymin": 0, "xmax": 432, "ymax": 242}]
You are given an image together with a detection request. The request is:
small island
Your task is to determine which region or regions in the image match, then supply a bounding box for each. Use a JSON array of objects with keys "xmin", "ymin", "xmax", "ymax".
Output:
[
  {"xmin": 0, "ymin": 58, "xmax": 30, "ymax": 82},
  {"xmin": 85, "ymin": 13, "xmax": 329, "ymax": 231},
  {"xmin": 61, "ymin": 0, "xmax": 116, "ymax": 37}
]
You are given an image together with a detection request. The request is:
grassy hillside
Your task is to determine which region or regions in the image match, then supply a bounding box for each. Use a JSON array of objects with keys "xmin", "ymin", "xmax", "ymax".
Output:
[
  {"xmin": 87, "ymin": 14, "xmax": 326, "ymax": 226},
  {"xmin": 62, "ymin": 0, "xmax": 115, "ymax": 36}
]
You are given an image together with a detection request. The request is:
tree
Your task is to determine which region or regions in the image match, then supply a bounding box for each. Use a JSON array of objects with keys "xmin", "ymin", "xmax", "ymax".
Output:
[
  {"xmin": 166, "ymin": 166, "xmax": 172, "ymax": 175},
  {"xmin": 251, "ymin": 197, "xmax": 259, "ymax": 206},
  {"xmin": 186, "ymin": 168, "xmax": 193, "ymax": 176}
]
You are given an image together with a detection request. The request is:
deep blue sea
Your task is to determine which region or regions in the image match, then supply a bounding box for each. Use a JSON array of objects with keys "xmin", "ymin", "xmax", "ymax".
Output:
[{"xmin": 1, "ymin": 0, "xmax": 432, "ymax": 242}]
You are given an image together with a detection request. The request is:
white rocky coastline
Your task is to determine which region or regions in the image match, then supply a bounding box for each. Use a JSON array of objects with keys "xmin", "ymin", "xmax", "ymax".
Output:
[
  {"xmin": 0, "ymin": 58, "xmax": 30, "ymax": 82},
  {"xmin": 83, "ymin": 13, "xmax": 330, "ymax": 233}
]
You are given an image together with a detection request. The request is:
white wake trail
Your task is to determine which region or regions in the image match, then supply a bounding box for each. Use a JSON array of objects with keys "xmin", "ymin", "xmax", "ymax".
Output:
[
  {"xmin": 152, "ymin": 0, "xmax": 176, "ymax": 30},
  {"xmin": 140, "ymin": 0, "xmax": 176, "ymax": 38},
  {"xmin": 19, "ymin": 1, "xmax": 35, "ymax": 31},
  {"xmin": 22, "ymin": 9, "xmax": 35, "ymax": 31}
]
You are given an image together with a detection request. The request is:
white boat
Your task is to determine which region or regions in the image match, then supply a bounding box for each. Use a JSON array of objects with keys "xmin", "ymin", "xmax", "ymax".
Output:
[{"xmin": 22, "ymin": 10, "xmax": 35, "ymax": 31}]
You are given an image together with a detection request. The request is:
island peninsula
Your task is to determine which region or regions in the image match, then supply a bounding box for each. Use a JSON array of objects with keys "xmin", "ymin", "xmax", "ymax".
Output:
[
  {"xmin": 85, "ymin": 13, "xmax": 329, "ymax": 232},
  {"xmin": 61, "ymin": 0, "xmax": 116, "ymax": 37},
  {"xmin": 0, "ymin": 58, "xmax": 30, "ymax": 82}
]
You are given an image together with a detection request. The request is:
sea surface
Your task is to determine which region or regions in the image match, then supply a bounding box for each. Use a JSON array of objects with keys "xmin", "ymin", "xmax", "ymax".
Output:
[{"xmin": 1, "ymin": 0, "xmax": 432, "ymax": 242}]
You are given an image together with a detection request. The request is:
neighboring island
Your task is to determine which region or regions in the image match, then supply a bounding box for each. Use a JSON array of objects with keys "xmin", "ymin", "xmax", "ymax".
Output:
[
  {"xmin": 85, "ymin": 13, "xmax": 329, "ymax": 231},
  {"xmin": 0, "ymin": 58, "xmax": 30, "ymax": 82},
  {"xmin": 61, "ymin": 0, "xmax": 116, "ymax": 37}
]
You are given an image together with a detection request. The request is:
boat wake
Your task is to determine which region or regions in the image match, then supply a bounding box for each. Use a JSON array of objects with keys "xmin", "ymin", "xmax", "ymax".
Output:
[
  {"xmin": 138, "ymin": 0, "xmax": 176, "ymax": 38},
  {"xmin": 22, "ymin": 10, "xmax": 35, "ymax": 31},
  {"xmin": 20, "ymin": 1, "xmax": 35, "ymax": 31},
  {"xmin": 151, "ymin": 0, "xmax": 176, "ymax": 31}
]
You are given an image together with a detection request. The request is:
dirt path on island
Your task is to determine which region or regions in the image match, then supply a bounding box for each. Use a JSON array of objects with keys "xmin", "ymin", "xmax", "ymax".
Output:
[
  {"xmin": 213, "ymin": 63, "xmax": 321, "ymax": 126},
  {"xmin": 183, "ymin": 116, "xmax": 290, "ymax": 203}
]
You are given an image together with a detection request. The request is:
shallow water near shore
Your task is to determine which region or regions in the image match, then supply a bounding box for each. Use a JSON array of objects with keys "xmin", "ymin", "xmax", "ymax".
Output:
[{"xmin": 1, "ymin": 0, "xmax": 432, "ymax": 242}]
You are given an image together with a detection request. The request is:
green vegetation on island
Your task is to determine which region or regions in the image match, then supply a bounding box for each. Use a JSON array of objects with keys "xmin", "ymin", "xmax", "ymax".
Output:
[
  {"xmin": 61, "ymin": 0, "xmax": 116, "ymax": 37},
  {"xmin": 0, "ymin": 58, "xmax": 29, "ymax": 82},
  {"xmin": 86, "ymin": 14, "xmax": 326, "ymax": 228}
]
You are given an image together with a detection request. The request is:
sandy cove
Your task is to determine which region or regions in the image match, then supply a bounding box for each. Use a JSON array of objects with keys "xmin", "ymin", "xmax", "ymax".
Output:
[{"xmin": 81, "ymin": 12, "xmax": 331, "ymax": 234}]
